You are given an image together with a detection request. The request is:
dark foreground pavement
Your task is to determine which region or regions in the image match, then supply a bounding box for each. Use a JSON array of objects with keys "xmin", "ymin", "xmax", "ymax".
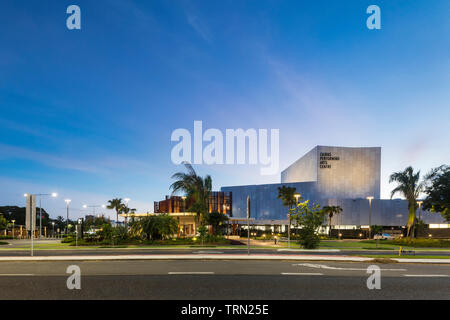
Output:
[{"xmin": 0, "ymin": 260, "xmax": 448, "ymax": 300}]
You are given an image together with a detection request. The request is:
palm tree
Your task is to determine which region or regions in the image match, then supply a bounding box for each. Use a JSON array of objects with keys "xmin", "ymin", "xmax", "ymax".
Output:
[
  {"xmin": 122, "ymin": 206, "xmax": 136, "ymax": 225},
  {"xmin": 277, "ymin": 186, "xmax": 298, "ymax": 241},
  {"xmin": 322, "ymin": 206, "xmax": 343, "ymax": 236},
  {"xmin": 107, "ymin": 198, "xmax": 124, "ymax": 225},
  {"xmin": 390, "ymin": 166, "xmax": 424, "ymax": 238},
  {"xmin": 277, "ymin": 186, "xmax": 297, "ymax": 209},
  {"xmin": 170, "ymin": 162, "xmax": 212, "ymax": 227}
]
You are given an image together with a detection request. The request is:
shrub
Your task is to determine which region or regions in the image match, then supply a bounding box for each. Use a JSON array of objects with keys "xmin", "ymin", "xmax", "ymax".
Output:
[
  {"xmin": 112, "ymin": 225, "xmax": 129, "ymax": 243},
  {"xmin": 205, "ymin": 234, "xmax": 227, "ymax": 243},
  {"xmin": 197, "ymin": 225, "xmax": 208, "ymax": 243},
  {"xmin": 386, "ymin": 238, "xmax": 450, "ymax": 248},
  {"xmin": 291, "ymin": 200, "xmax": 326, "ymax": 249},
  {"xmin": 130, "ymin": 214, "xmax": 178, "ymax": 240},
  {"xmin": 62, "ymin": 236, "xmax": 74, "ymax": 243},
  {"xmin": 98, "ymin": 223, "xmax": 113, "ymax": 241}
]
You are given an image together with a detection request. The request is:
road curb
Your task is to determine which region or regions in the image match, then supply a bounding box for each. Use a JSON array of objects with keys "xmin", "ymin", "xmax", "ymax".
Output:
[
  {"xmin": 0, "ymin": 254, "xmax": 371, "ymax": 262},
  {"xmin": 393, "ymin": 258, "xmax": 450, "ymax": 263}
]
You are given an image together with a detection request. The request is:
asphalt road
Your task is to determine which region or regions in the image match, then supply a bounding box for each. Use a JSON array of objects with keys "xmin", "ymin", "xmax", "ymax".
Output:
[{"xmin": 0, "ymin": 260, "xmax": 448, "ymax": 299}]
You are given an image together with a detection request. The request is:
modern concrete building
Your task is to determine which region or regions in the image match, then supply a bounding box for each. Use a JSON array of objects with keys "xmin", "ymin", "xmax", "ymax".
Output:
[
  {"xmin": 221, "ymin": 145, "xmax": 447, "ymax": 230},
  {"xmin": 281, "ymin": 146, "xmax": 381, "ymax": 199}
]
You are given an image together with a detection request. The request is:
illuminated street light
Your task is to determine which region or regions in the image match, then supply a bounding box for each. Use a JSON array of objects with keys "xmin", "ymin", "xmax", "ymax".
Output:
[
  {"xmin": 366, "ymin": 196, "xmax": 374, "ymax": 239},
  {"xmin": 417, "ymin": 201, "xmax": 424, "ymax": 221},
  {"xmin": 65, "ymin": 199, "xmax": 71, "ymax": 234}
]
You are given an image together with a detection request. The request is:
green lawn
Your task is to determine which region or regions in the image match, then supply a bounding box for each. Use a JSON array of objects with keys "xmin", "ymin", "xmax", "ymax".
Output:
[
  {"xmin": 356, "ymin": 254, "xmax": 450, "ymax": 259},
  {"xmin": 319, "ymin": 240, "xmax": 450, "ymax": 250},
  {"xmin": 318, "ymin": 240, "xmax": 410, "ymax": 250}
]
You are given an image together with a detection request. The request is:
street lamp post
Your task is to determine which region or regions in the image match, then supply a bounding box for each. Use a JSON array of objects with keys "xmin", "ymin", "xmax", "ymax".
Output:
[
  {"xmin": 291, "ymin": 193, "xmax": 301, "ymax": 249},
  {"xmin": 35, "ymin": 193, "xmax": 58, "ymax": 238},
  {"xmin": 65, "ymin": 199, "xmax": 71, "ymax": 234},
  {"xmin": 11, "ymin": 220, "xmax": 15, "ymax": 239},
  {"xmin": 51, "ymin": 222, "xmax": 55, "ymax": 238},
  {"xmin": 417, "ymin": 201, "xmax": 423, "ymax": 221},
  {"xmin": 366, "ymin": 196, "xmax": 374, "ymax": 239}
]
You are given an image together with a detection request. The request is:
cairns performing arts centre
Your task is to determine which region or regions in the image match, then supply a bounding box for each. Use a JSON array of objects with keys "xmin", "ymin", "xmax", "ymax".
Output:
[{"xmin": 220, "ymin": 146, "xmax": 448, "ymax": 237}]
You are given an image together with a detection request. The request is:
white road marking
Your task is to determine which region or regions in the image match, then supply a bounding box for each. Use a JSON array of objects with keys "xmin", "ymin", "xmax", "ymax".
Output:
[
  {"xmin": 403, "ymin": 274, "xmax": 449, "ymax": 277},
  {"xmin": 192, "ymin": 251, "xmax": 224, "ymax": 254},
  {"xmin": 293, "ymin": 263, "xmax": 406, "ymax": 271},
  {"xmin": 168, "ymin": 272, "xmax": 215, "ymax": 275},
  {"xmin": 281, "ymin": 272, "xmax": 323, "ymax": 276}
]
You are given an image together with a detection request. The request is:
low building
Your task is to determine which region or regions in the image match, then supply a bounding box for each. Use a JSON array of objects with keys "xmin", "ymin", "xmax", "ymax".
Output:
[
  {"xmin": 154, "ymin": 192, "xmax": 232, "ymax": 216},
  {"xmin": 152, "ymin": 192, "xmax": 232, "ymax": 237}
]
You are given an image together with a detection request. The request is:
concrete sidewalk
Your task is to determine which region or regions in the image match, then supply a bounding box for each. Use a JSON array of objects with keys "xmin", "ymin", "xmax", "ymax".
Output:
[{"xmin": 0, "ymin": 254, "xmax": 449, "ymax": 263}]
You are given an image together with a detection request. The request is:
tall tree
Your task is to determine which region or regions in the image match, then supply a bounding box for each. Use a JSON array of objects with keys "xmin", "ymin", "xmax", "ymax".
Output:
[
  {"xmin": 0, "ymin": 215, "xmax": 7, "ymax": 231},
  {"xmin": 277, "ymin": 186, "xmax": 297, "ymax": 209},
  {"xmin": 322, "ymin": 205, "xmax": 343, "ymax": 236},
  {"xmin": 423, "ymin": 165, "xmax": 450, "ymax": 223},
  {"xmin": 389, "ymin": 166, "xmax": 424, "ymax": 238},
  {"xmin": 121, "ymin": 206, "xmax": 136, "ymax": 225},
  {"xmin": 107, "ymin": 198, "xmax": 124, "ymax": 225},
  {"xmin": 170, "ymin": 162, "xmax": 212, "ymax": 226},
  {"xmin": 277, "ymin": 186, "xmax": 298, "ymax": 241}
]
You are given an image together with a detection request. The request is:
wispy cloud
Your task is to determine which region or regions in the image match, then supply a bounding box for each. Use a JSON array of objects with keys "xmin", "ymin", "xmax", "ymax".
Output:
[
  {"xmin": 0, "ymin": 143, "xmax": 160, "ymax": 177},
  {"xmin": 182, "ymin": 0, "xmax": 212, "ymax": 43},
  {"xmin": 0, "ymin": 143, "xmax": 104, "ymax": 174},
  {"xmin": 186, "ymin": 12, "xmax": 212, "ymax": 43}
]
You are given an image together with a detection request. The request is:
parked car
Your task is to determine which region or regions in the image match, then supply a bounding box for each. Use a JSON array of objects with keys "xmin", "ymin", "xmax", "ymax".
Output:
[{"xmin": 373, "ymin": 233, "xmax": 395, "ymax": 240}]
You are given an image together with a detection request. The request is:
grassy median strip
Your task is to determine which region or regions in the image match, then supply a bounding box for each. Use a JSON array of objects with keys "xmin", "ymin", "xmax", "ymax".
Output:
[{"xmin": 355, "ymin": 254, "xmax": 450, "ymax": 259}]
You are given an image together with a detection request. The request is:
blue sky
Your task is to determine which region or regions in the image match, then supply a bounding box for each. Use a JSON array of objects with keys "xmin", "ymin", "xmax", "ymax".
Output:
[{"xmin": 0, "ymin": 0, "xmax": 449, "ymax": 219}]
